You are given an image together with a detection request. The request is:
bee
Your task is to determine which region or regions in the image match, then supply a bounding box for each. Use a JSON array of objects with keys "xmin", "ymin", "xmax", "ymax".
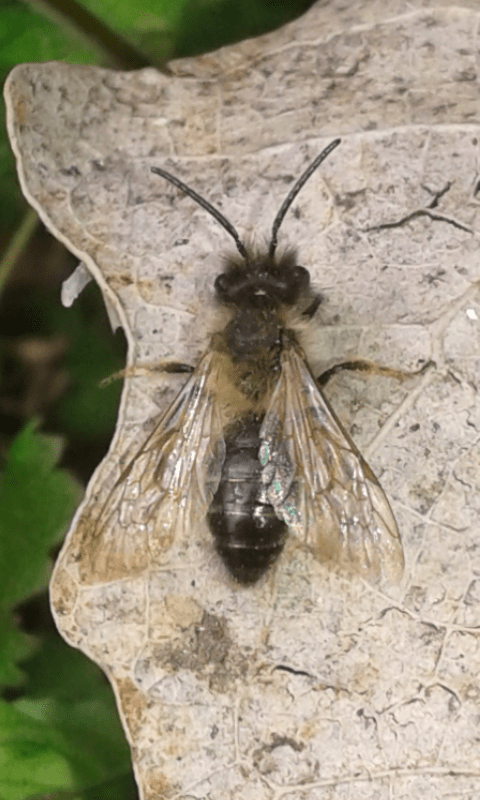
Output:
[{"xmin": 80, "ymin": 138, "xmax": 404, "ymax": 586}]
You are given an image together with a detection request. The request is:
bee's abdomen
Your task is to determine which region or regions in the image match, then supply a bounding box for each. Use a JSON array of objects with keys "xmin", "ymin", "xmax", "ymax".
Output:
[{"xmin": 207, "ymin": 420, "xmax": 287, "ymax": 584}]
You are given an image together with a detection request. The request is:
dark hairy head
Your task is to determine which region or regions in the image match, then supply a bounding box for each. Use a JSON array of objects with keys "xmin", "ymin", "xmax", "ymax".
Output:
[
  {"xmin": 151, "ymin": 138, "xmax": 340, "ymax": 311},
  {"xmin": 214, "ymin": 249, "xmax": 310, "ymax": 309}
]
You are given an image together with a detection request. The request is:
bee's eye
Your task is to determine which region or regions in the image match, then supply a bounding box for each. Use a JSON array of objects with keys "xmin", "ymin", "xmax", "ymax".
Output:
[
  {"xmin": 291, "ymin": 266, "xmax": 310, "ymax": 288},
  {"xmin": 214, "ymin": 273, "xmax": 230, "ymax": 298},
  {"xmin": 273, "ymin": 265, "xmax": 310, "ymax": 303}
]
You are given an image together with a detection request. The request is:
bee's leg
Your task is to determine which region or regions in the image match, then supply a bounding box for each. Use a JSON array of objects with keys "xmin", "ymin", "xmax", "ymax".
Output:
[
  {"xmin": 317, "ymin": 359, "xmax": 434, "ymax": 388},
  {"xmin": 101, "ymin": 361, "xmax": 195, "ymax": 386},
  {"xmin": 302, "ymin": 294, "xmax": 323, "ymax": 319},
  {"xmin": 157, "ymin": 362, "xmax": 195, "ymax": 374}
]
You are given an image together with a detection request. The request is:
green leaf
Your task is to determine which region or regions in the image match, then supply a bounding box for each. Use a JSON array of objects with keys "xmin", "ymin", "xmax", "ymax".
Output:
[
  {"xmin": 0, "ymin": 612, "xmax": 33, "ymax": 688},
  {"xmin": 0, "ymin": 247, "xmax": 131, "ymax": 798},
  {"xmin": 0, "ymin": 422, "xmax": 135, "ymax": 798},
  {"xmin": 0, "ymin": 700, "xmax": 75, "ymax": 800},
  {"xmin": 0, "ymin": 2, "xmax": 107, "ymax": 69},
  {"xmin": 0, "ymin": 421, "xmax": 81, "ymax": 611},
  {"xmin": 0, "ymin": 421, "xmax": 81, "ymax": 689},
  {"xmin": 0, "ymin": 689, "xmax": 135, "ymax": 800}
]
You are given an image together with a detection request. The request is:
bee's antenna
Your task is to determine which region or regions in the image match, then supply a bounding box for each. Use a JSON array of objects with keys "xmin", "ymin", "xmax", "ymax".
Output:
[
  {"xmin": 269, "ymin": 138, "xmax": 341, "ymax": 258},
  {"xmin": 151, "ymin": 165, "xmax": 249, "ymax": 261}
]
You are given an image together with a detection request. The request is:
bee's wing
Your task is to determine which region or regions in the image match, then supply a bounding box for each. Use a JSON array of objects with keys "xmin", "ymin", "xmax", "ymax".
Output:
[
  {"xmin": 260, "ymin": 340, "xmax": 404, "ymax": 584},
  {"xmin": 78, "ymin": 351, "xmax": 226, "ymax": 583}
]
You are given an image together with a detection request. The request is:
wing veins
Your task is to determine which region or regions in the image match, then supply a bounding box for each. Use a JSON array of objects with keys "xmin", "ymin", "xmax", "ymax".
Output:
[
  {"xmin": 78, "ymin": 351, "xmax": 225, "ymax": 582},
  {"xmin": 260, "ymin": 338, "xmax": 404, "ymax": 584}
]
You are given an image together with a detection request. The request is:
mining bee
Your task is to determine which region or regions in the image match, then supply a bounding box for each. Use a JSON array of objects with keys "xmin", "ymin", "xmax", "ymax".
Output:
[{"xmin": 80, "ymin": 139, "xmax": 404, "ymax": 586}]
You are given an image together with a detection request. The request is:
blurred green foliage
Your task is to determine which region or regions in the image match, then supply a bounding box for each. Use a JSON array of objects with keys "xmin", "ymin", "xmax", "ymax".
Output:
[{"xmin": 0, "ymin": 424, "xmax": 135, "ymax": 799}]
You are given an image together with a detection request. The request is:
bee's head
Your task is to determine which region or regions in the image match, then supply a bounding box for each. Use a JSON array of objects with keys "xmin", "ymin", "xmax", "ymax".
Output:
[
  {"xmin": 151, "ymin": 139, "xmax": 340, "ymax": 311},
  {"xmin": 214, "ymin": 249, "xmax": 311, "ymax": 309}
]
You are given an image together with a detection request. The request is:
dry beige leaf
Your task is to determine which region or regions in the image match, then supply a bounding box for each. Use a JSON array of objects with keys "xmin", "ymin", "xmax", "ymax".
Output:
[{"xmin": 5, "ymin": 1, "xmax": 480, "ymax": 797}]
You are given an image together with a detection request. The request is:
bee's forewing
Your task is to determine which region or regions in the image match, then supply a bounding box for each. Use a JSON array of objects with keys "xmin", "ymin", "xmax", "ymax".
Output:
[
  {"xmin": 260, "ymin": 341, "xmax": 404, "ymax": 584},
  {"xmin": 78, "ymin": 352, "xmax": 225, "ymax": 583}
]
